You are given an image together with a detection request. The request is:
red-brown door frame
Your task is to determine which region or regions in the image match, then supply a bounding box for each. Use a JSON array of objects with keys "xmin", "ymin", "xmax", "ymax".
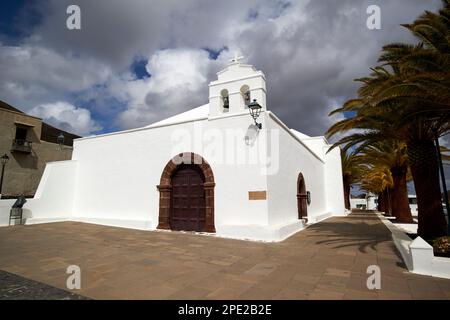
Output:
[{"xmin": 157, "ymin": 152, "xmax": 216, "ymax": 233}]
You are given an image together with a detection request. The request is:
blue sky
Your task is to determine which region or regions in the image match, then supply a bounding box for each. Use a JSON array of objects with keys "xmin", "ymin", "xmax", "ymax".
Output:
[{"xmin": 0, "ymin": 1, "xmax": 27, "ymax": 39}]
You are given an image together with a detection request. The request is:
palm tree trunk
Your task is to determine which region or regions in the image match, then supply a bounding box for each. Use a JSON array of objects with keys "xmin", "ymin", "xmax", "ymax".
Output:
[
  {"xmin": 386, "ymin": 188, "xmax": 394, "ymax": 216},
  {"xmin": 377, "ymin": 192, "xmax": 383, "ymax": 212},
  {"xmin": 343, "ymin": 179, "xmax": 351, "ymax": 210},
  {"xmin": 390, "ymin": 166, "xmax": 413, "ymax": 223},
  {"xmin": 407, "ymin": 140, "xmax": 447, "ymax": 239},
  {"xmin": 381, "ymin": 191, "xmax": 386, "ymax": 213},
  {"xmin": 379, "ymin": 189, "xmax": 389, "ymax": 214}
]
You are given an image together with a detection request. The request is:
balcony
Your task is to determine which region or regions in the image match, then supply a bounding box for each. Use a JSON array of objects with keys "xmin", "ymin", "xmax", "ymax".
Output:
[{"xmin": 11, "ymin": 139, "xmax": 32, "ymax": 153}]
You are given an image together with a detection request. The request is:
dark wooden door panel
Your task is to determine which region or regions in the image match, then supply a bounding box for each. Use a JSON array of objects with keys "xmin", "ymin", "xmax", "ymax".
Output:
[
  {"xmin": 297, "ymin": 174, "xmax": 308, "ymax": 220},
  {"xmin": 170, "ymin": 166, "xmax": 206, "ymax": 232}
]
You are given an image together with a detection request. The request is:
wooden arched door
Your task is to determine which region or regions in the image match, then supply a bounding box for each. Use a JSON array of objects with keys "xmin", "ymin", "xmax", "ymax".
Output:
[
  {"xmin": 297, "ymin": 173, "xmax": 308, "ymax": 220},
  {"xmin": 170, "ymin": 164, "xmax": 206, "ymax": 232}
]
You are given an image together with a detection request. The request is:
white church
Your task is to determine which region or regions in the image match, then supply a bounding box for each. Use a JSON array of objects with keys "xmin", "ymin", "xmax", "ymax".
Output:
[{"xmin": 22, "ymin": 57, "xmax": 346, "ymax": 242}]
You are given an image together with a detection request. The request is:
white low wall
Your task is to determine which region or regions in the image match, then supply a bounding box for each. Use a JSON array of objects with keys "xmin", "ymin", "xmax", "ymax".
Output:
[
  {"xmin": 24, "ymin": 160, "xmax": 77, "ymax": 222},
  {"xmin": 216, "ymin": 219, "xmax": 306, "ymax": 242},
  {"xmin": 377, "ymin": 213, "xmax": 450, "ymax": 279}
]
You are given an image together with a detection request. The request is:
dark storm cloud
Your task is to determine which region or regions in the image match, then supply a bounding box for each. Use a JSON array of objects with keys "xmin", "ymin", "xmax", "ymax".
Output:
[
  {"xmin": 236, "ymin": 0, "xmax": 443, "ymax": 136},
  {"xmin": 0, "ymin": 0, "xmax": 443, "ymax": 135}
]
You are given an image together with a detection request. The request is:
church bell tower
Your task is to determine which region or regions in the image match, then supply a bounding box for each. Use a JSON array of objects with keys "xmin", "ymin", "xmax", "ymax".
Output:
[{"xmin": 209, "ymin": 54, "xmax": 267, "ymax": 118}]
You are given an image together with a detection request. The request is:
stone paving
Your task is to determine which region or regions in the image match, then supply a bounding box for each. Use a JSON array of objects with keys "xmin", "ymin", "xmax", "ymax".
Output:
[
  {"xmin": 0, "ymin": 270, "xmax": 89, "ymax": 300},
  {"xmin": 0, "ymin": 213, "xmax": 449, "ymax": 300}
]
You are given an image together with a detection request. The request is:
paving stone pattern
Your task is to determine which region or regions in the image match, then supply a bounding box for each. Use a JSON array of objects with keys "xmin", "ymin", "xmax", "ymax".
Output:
[{"xmin": 0, "ymin": 213, "xmax": 449, "ymax": 299}]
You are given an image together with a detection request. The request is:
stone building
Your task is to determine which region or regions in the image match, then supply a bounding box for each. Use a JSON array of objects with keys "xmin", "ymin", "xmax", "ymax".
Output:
[{"xmin": 0, "ymin": 100, "xmax": 79, "ymax": 198}]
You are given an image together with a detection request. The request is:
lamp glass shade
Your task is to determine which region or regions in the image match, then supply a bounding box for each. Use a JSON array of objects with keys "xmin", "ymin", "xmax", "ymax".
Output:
[
  {"xmin": 57, "ymin": 133, "xmax": 65, "ymax": 145},
  {"xmin": 248, "ymin": 99, "xmax": 262, "ymax": 121},
  {"xmin": 0, "ymin": 154, "xmax": 9, "ymax": 165}
]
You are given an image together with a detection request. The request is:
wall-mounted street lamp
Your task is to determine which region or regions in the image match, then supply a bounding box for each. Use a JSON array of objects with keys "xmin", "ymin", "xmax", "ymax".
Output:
[
  {"xmin": 57, "ymin": 133, "xmax": 65, "ymax": 149},
  {"xmin": 248, "ymin": 99, "xmax": 262, "ymax": 129},
  {"xmin": 0, "ymin": 153, "xmax": 10, "ymax": 198}
]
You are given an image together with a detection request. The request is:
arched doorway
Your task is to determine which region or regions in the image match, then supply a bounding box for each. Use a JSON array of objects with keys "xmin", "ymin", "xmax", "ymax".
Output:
[
  {"xmin": 297, "ymin": 173, "xmax": 308, "ymax": 220},
  {"xmin": 157, "ymin": 153, "xmax": 215, "ymax": 233}
]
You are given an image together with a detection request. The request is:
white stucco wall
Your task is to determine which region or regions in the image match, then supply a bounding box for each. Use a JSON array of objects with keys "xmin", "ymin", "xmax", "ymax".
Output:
[
  {"xmin": 68, "ymin": 113, "xmax": 269, "ymax": 234},
  {"xmin": 324, "ymin": 146, "xmax": 346, "ymax": 217},
  {"xmin": 24, "ymin": 160, "xmax": 77, "ymax": 224},
  {"xmin": 19, "ymin": 110, "xmax": 345, "ymax": 241},
  {"xmin": 265, "ymin": 113, "xmax": 328, "ymax": 226},
  {"xmin": 351, "ymin": 197, "xmax": 377, "ymax": 210},
  {"xmin": 300, "ymin": 137, "xmax": 327, "ymax": 161}
]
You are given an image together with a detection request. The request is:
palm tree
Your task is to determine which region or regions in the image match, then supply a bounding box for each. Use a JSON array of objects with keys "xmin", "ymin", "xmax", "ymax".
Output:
[
  {"xmin": 359, "ymin": 165, "xmax": 393, "ymax": 209},
  {"xmin": 341, "ymin": 152, "xmax": 364, "ymax": 210},
  {"xmin": 358, "ymin": 140, "xmax": 413, "ymax": 223},
  {"xmin": 326, "ymin": 63, "xmax": 447, "ymax": 238},
  {"xmin": 381, "ymin": 0, "xmax": 450, "ymax": 118},
  {"xmin": 377, "ymin": 188, "xmax": 393, "ymax": 215},
  {"xmin": 327, "ymin": 1, "xmax": 450, "ymax": 238},
  {"xmin": 376, "ymin": 2, "xmax": 450, "ymax": 237}
]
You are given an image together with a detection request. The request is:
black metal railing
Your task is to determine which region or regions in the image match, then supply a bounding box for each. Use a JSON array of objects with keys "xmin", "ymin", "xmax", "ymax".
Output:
[{"xmin": 11, "ymin": 139, "xmax": 32, "ymax": 153}]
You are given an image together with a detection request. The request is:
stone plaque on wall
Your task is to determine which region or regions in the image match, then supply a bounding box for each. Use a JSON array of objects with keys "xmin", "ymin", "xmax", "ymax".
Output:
[{"xmin": 248, "ymin": 191, "xmax": 267, "ymax": 200}]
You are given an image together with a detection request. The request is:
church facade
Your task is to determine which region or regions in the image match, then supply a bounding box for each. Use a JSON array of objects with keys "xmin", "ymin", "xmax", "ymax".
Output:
[{"xmin": 23, "ymin": 59, "xmax": 346, "ymax": 242}]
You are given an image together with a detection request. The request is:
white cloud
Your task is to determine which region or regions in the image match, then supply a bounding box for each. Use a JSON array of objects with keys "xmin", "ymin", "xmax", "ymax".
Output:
[
  {"xmin": 0, "ymin": 0, "xmax": 444, "ymax": 136},
  {"xmin": 29, "ymin": 102, "xmax": 102, "ymax": 136},
  {"xmin": 0, "ymin": 42, "xmax": 112, "ymax": 111},
  {"xmin": 113, "ymin": 48, "xmax": 224, "ymax": 129},
  {"xmin": 148, "ymin": 49, "xmax": 211, "ymax": 93}
]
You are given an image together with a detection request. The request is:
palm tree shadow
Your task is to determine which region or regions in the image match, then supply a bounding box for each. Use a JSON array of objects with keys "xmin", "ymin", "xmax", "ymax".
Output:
[{"xmin": 302, "ymin": 214, "xmax": 402, "ymax": 259}]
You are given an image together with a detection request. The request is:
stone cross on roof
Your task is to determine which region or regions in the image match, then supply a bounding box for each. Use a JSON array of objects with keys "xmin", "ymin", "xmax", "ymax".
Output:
[{"xmin": 229, "ymin": 52, "xmax": 244, "ymax": 64}]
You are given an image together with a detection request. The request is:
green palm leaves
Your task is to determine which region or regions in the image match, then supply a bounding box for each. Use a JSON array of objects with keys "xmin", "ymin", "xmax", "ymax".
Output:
[{"xmin": 326, "ymin": 1, "xmax": 450, "ymax": 238}]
